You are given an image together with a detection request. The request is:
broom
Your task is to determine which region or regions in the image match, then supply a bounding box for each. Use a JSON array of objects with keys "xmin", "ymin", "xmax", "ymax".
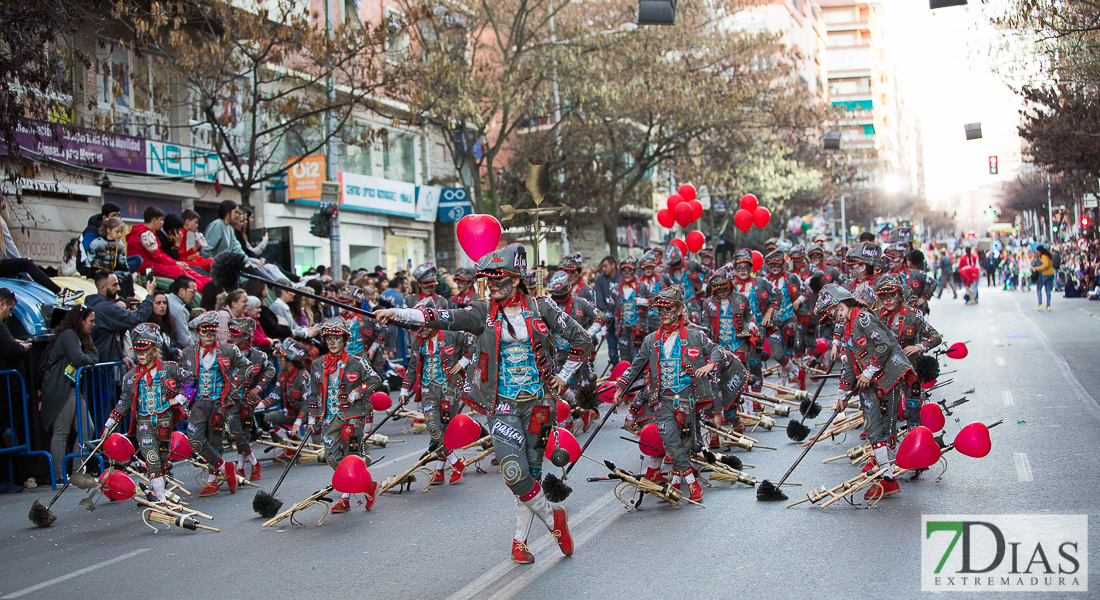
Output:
[
  {"xmin": 29, "ymin": 421, "xmax": 118, "ymax": 527},
  {"xmin": 786, "ymin": 360, "xmax": 836, "ymax": 442},
  {"xmin": 758, "ymin": 389, "xmax": 856, "ymax": 502},
  {"xmin": 252, "ymin": 425, "xmax": 314, "ymax": 519}
]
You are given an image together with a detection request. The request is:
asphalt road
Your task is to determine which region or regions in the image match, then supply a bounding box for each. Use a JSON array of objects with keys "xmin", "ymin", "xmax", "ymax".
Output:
[{"xmin": 1, "ymin": 285, "xmax": 1097, "ymax": 599}]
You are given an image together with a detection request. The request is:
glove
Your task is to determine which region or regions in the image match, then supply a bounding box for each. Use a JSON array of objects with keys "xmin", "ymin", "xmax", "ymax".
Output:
[
  {"xmin": 636, "ymin": 297, "xmax": 649, "ymax": 306},
  {"xmin": 171, "ymin": 394, "xmax": 186, "ymax": 406},
  {"xmin": 307, "ymin": 417, "xmax": 316, "ymax": 426},
  {"xmin": 102, "ymin": 418, "xmax": 116, "ymax": 438},
  {"xmin": 348, "ymin": 390, "xmax": 360, "ymax": 402}
]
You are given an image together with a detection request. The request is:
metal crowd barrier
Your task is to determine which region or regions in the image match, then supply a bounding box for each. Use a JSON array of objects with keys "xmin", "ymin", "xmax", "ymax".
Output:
[
  {"xmin": 0, "ymin": 369, "xmax": 56, "ymax": 490},
  {"xmin": 64, "ymin": 361, "xmax": 127, "ymax": 482}
]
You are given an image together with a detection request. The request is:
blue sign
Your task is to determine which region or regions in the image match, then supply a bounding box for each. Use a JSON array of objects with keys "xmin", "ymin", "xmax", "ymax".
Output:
[{"xmin": 438, "ymin": 187, "xmax": 473, "ymax": 222}]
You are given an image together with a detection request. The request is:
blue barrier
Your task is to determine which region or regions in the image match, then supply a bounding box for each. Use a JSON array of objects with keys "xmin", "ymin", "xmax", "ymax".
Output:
[
  {"xmin": 0, "ymin": 369, "xmax": 56, "ymax": 490},
  {"xmin": 64, "ymin": 361, "xmax": 126, "ymax": 482}
]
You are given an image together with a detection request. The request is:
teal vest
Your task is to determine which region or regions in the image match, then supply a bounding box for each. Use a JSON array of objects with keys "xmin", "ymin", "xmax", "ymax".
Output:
[
  {"xmin": 137, "ymin": 371, "xmax": 168, "ymax": 424},
  {"xmin": 346, "ymin": 318, "xmax": 364, "ymax": 356},
  {"xmin": 197, "ymin": 360, "xmax": 224, "ymax": 401},
  {"xmin": 658, "ymin": 335, "xmax": 691, "ymax": 394},
  {"xmin": 718, "ymin": 301, "xmax": 736, "ymax": 347},
  {"xmin": 620, "ymin": 286, "xmax": 638, "ymax": 326},
  {"xmin": 499, "ymin": 340, "xmax": 543, "ymax": 399},
  {"xmin": 325, "ymin": 366, "xmax": 344, "ymax": 419}
]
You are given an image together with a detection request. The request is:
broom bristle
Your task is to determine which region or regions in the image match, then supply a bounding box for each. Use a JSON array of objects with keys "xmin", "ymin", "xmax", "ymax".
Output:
[
  {"xmin": 719, "ymin": 454, "xmax": 743, "ymax": 471},
  {"xmin": 253, "ymin": 490, "xmax": 283, "ymax": 518},
  {"xmin": 786, "ymin": 420, "xmax": 811, "ymax": 442},
  {"xmin": 805, "ymin": 401, "xmax": 822, "ymax": 420},
  {"xmin": 28, "ymin": 500, "xmax": 56, "ymax": 527},
  {"xmin": 576, "ymin": 383, "xmax": 599, "ymax": 411},
  {"xmin": 211, "ymin": 252, "xmax": 248, "ymax": 291},
  {"xmin": 542, "ymin": 473, "xmax": 572, "ymax": 503},
  {"xmin": 755, "ymin": 480, "xmax": 789, "ymax": 501}
]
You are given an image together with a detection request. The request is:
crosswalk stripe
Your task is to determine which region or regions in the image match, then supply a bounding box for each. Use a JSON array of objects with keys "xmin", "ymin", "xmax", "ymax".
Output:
[{"xmin": 1014, "ymin": 453, "xmax": 1034, "ymax": 482}]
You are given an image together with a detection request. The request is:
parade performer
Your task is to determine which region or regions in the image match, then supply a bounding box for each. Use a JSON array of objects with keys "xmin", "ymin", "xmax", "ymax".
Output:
[
  {"xmin": 451, "ymin": 268, "xmax": 477, "ymax": 307},
  {"xmin": 306, "ymin": 319, "xmax": 383, "ymax": 513},
  {"xmin": 698, "ymin": 272, "xmax": 754, "ymax": 444},
  {"xmin": 698, "ymin": 246, "xmax": 716, "ymax": 282},
  {"xmin": 400, "ymin": 298, "xmax": 477, "ymax": 486},
  {"xmin": 874, "ymin": 275, "xmax": 942, "ymax": 425},
  {"xmin": 179, "ymin": 312, "xmax": 250, "ymax": 497},
  {"xmin": 906, "ymin": 249, "xmax": 937, "ymax": 314},
  {"xmin": 546, "ymin": 271, "xmax": 607, "ymax": 431},
  {"xmin": 103, "ymin": 324, "xmax": 187, "ymax": 502},
  {"xmin": 842, "ymin": 241, "xmax": 882, "ymax": 307},
  {"xmin": 337, "ymin": 285, "xmax": 387, "ymax": 370},
  {"xmin": 558, "ymin": 251, "xmax": 595, "ymax": 304},
  {"xmin": 660, "ymin": 244, "xmax": 706, "ymax": 321},
  {"xmin": 228, "ymin": 318, "xmax": 275, "ymax": 480},
  {"xmin": 374, "ymin": 243, "xmax": 588, "ymax": 564},
  {"xmin": 730, "ymin": 249, "xmax": 776, "ymax": 392},
  {"xmin": 762, "ymin": 248, "xmax": 806, "ymax": 384},
  {"xmin": 606, "ymin": 257, "xmax": 653, "ymax": 364},
  {"xmin": 259, "ymin": 339, "xmax": 312, "ymax": 460},
  {"xmin": 406, "ymin": 262, "xmax": 449, "ymax": 309},
  {"xmin": 614, "ymin": 286, "xmax": 719, "ymax": 501},
  {"xmin": 816, "ymin": 284, "xmax": 916, "ymax": 500},
  {"xmin": 638, "ymin": 250, "xmax": 665, "ymax": 332}
]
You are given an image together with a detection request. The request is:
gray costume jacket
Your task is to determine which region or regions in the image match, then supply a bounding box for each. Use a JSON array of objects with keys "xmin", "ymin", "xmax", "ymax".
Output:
[
  {"xmin": 178, "ymin": 342, "xmax": 249, "ymax": 410},
  {"xmin": 307, "ymin": 351, "xmax": 382, "ymax": 421},
  {"xmin": 616, "ymin": 321, "xmax": 723, "ymax": 413},
  {"xmin": 837, "ymin": 307, "xmax": 915, "ymax": 395}
]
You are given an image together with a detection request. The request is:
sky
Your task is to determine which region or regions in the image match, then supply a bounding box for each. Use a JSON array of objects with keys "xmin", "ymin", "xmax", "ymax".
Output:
[{"xmin": 876, "ymin": 0, "xmax": 1033, "ymax": 207}]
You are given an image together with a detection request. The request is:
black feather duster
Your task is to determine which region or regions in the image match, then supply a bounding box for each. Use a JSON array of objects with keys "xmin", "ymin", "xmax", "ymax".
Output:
[
  {"xmin": 576, "ymin": 383, "xmax": 599, "ymax": 411},
  {"xmin": 211, "ymin": 252, "xmax": 248, "ymax": 291},
  {"xmin": 542, "ymin": 473, "xmax": 572, "ymax": 503},
  {"xmin": 913, "ymin": 354, "xmax": 940, "ymax": 383},
  {"xmin": 809, "ymin": 272, "xmax": 826, "ymax": 295}
]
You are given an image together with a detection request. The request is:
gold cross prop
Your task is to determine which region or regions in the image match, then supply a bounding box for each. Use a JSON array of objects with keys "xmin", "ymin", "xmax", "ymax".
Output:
[{"xmin": 500, "ymin": 162, "xmax": 571, "ymax": 297}]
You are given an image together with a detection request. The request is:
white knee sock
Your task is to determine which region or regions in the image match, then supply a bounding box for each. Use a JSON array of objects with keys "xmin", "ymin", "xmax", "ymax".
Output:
[
  {"xmin": 341, "ymin": 492, "xmax": 350, "ymax": 500},
  {"xmin": 435, "ymin": 460, "xmax": 447, "ymax": 472},
  {"xmin": 151, "ymin": 476, "xmax": 166, "ymax": 502},
  {"xmin": 514, "ymin": 498, "xmax": 534, "ymax": 542},
  {"xmin": 522, "ymin": 490, "xmax": 554, "ymax": 529},
  {"xmin": 246, "ymin": 452, "xmax": 257, "ymax": 465},
  {"xmin": 447, "ymin": 452, "xmax": 459, "ymax": 465},
  {"xmin": 872, "ymin": 444, "xmax": 894, "ymax": 481},
  {"xmin": 645, "ymin": 455, "xmax": 662, "ymax": 470}
]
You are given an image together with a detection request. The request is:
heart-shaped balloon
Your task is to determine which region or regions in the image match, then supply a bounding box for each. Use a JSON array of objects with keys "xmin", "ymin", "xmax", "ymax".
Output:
[
  {"xmin": 686, "ymin": 230, "xmax": 705, "ymax": 253},
  {"xmin": 332, "ymin": 455, "xmax": 372, "ymax": 494},
  {"xmin": 954, "ymin": 423, "xmax": 992, "ymax": 458},
  {"xmin": 100, "ymin": 471, "xmax": 136, "ymax": 501},
  {"xmin": 751, "ymin": 250, "xmax": 764, "ymax": 273},
  {"xmin": 921, "ymin": 403, "xmax": 946, "ymax": 433},
  {"xmin": 895, "ymin": 426, "xmax": 941, "ymax": 470},
  {"xmin": 456, "ymin": 214, "xmax": 502, "ymax": 262},
  {"xmin": 638, "ymin": 423, "xmax": 665, "ymax": 457},
  {"xmin": 444, "ymin": 413, "xmax": 481, "ymax": 449},
  {"xmin": 544, "ymin": 427, "xmax": 580, "ymax": 463}
]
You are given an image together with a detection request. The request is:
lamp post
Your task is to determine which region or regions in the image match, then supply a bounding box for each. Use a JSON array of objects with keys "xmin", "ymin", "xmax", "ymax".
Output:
[{"xmin": 325, "ymin": 0, "xmax": 341, "ymax": 275}]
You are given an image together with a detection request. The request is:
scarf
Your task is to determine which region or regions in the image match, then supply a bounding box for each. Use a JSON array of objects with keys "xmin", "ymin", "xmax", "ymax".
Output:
[
  {"xmin": 491, "ymin": 291, "xmax": 526, "ymax": 339},
  {"xmin": 659, "ymin": 316, "xmax": 686, "ymax": 344},
  {"xmin": 134, "ymin": 359, "xmax": 163, "ymax": 386},
  {"xmin": 323, "ymin": 350, "xmax": 348, "ymax": 376},
  {"xmin": 200, "ymin": 340, "xmax": 218, "ymax": 357}
]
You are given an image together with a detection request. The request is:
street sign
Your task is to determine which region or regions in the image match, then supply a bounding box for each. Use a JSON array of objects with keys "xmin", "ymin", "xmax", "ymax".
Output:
[
  {"xmin": 320, "ymin": 181, "xmax": 341, "ymax": 204},
  {"xmin": 438, "ymin": 187, "xmax": 473, "ymax": 222}
]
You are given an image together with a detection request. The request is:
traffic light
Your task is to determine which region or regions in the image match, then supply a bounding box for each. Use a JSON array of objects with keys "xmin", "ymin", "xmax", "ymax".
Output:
[
  {"xmin": 1083, "ymin": 216, "xmax": 1092, "ymax": 228},
  {"xmin": 988, "ymin": 156, "xmax": 998, "ymax": 175},
  {"xmin": 310, "ymin": 204, "xmax": 336, "ymax": 238}
]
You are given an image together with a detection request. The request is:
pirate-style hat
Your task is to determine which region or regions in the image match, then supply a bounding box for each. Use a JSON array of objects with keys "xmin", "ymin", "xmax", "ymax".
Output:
[
  {"xmin": 883, "ymin": 241, "xmax": 909, "ymax": 258},
  {"xmin": 454, "ymin": 268, "xmax": 475, "ymax": 282},
  {"xmin": 764, "ymin": 237, "xmax": 779, "ymax": 251},
  {"xmin": 664, "ymin": 244, "xmax": 683, "ymax": 266},
  {"xmin": 619, "ymin": 257, "xmax": 638, "ymax": 271},
  {"xmin": 132, "ymin": 323, "xmax": 162, "ymax": 350},
  {"xmin": 189, "ymin": 312, "xmax": 220, "ymax": 332},
  {"xmin": 546, "ymin": 270, "xmax": 571, "ymax": 296},
  {"xmin": 708, "ymin": 266, "xmax": 733, "ymax": 289},
  {"xmin": 888, "ymin": 226, "xmax": 914, "ymax": 246},
  {"xmin": 875, "ymin": 273, "xmax": 909, "ymax": 298},
  {"xmin": 814, "ymin": 284, "xmax": 857, "ymax": 317},
  {"xmin": 320, "ymin": 318, "xmax": 351, "ymax": 338},
  {"xmin": 274, "ymin": 339, "xmax": 309, "ymax": 362},
  {"xmin": 733, "ymin": 248, "xmax": 753, "ymax": 265},
  {"xmin": 652, "ymin": 285, "xmax": 685, "ymax": 308},
  {"xmin": 844, "ymin": 241, "xmax": 881, "ymax": 266},
  {"xmin": 699, "ymin": 246, "xmax": 714, "ymax": 257},
  {"xmin": 337, "ymin": 285, "xmax": 366, "ymax": 304},
  {"xmin": 558, "ymin": 251, "xmax": 583, "ymax": 271},
  {"xmin": 764, "ymin": 248, "xmax": 786, "ymax": 266},
  {"xmin": 476, "ymin": 243, "xmax": 528, "ymax": 278},
  {"xmin": 228, "ymin": 317, "xmax": 255, "ymax": 338},
  {"xmin": 807, "ymin": 244, "xmax": 825, "ymax": 257},
  {"xmin": 640, "ymin": 250, "xmax": 659, "ymax": 268},
  {"xmin": 412, "ymin": 262, "xmax": 438, "ymax": 282},
  {"xmin": 789, "ymin": 244, "xmax": 805, "ymax": 259}
]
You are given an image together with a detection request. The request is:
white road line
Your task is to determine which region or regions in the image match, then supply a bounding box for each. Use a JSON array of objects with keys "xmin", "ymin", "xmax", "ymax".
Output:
[
  {"xmin": 488, "ymin": 503, "xmax": 628, "ymax": 600},
  {"xmin": 1, "ymin": 548, "xmax": 150, "ymax": 598},
  {"xmin": 446, "ymin": 489, "xmax": 618, "ymax": 600},
  {"xmin": 995, "ymin": 357, "xmax": 1005, "ymax": 367},
  {"xmin": 1014, "ymin": 452, "xmax": 1034, "ymax": 482},
  {"xmin": 1002, "ymin": 391, "xmax": 1014, "ymax": 406}
]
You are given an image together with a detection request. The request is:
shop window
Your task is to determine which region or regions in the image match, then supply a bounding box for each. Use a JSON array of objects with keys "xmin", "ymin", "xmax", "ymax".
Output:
[{"xmin": 384, "ymin": 134, "xmax": 416, "ymax": 183}]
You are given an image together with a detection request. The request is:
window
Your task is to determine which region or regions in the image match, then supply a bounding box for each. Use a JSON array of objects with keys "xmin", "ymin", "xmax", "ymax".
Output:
[
  {"xmin": 828, "ymin": 33, "xmax": 856, "ymax": 47},
  {"xmin": 383, "ymin": 134, "xmax": 415, "ymax": 183},
  {"xmin": 344, "ymin": 0, "xmax": 359, "ymax": 26},
  {"xmin": 386, "ymin": 8, "xmax": 409, "ymax": 63},
  {"xmin": 95, "ymin": 40, "xmax": 170, "ymax": 140},
  {"xmin": 822, "ymin": 9, "xmax": 853, "ymax": 24},
  {"xmin": 338, "ymin": 140, "xmax": 371, "ymax": 175}
]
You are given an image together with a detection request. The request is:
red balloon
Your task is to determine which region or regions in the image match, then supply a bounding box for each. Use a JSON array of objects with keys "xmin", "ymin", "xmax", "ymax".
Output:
[
  {"xmin": 544, "ymin": 427, "xmax": 581, "ymax": 463},
  {"xmin": 921, "ymin": 379, "xmax": 938, "ymax": 390},
  {"xmin": 954, "ymin": 423, "xmax": 992, "ymax": 458},
  {"xmin": 670, "ymin": 238, "xmax": 688, "ymax": 257},
  {"xmin": 610, "ymin": 361, "xmax": 630, "ymax": 383},
  {"xmin": 332, "ymin": 455, "xmax": 372, "ymax": 494},
  {"xmin": 895, "ymin": 426, "xmax": 942, "ymax": 470},
  {"xmin": 946, "ymin": 342, "xmax": 968, "ymax": 359},
  {"xmin": 103, "ymin": 433, "xmax": 135, "ymax": 463},
  {"xmin": 814, "ymin": 338, "xmax": 828, "ymax": 357},
  {"xmin": 638, "ymin": 423, "xmax": 665, "ymax": 457},
  {"xmin": 686, "ymin": 230, "xmax": 705, "ymax": 253},
  {"xmin": 556, "ymin": 400, "xmax": 570, "ymax": 423},
  {"xmin": 678, "ymin": 184, "xmax": 697, "ymax": 202},
  {"xmin": 674, "ymin": 202, "xmax": 693, "ymax": 227},
  {"xmin": 657, "ymin": 208, "xmax": 675, "ymax": 228},
  {"xmin": 456, "ymin": 214, "xmax": 502, "ymax": 262},
  {"xmin": 753, "ymin": 206, "xmax": 771, "ymax": 229},
  {"xmin": 921, "ymin": 403, "xmax": 946, "ymax": 433},
  {"xmin": 370, "ymin": 391, "xmax": 393, "ymax": 412},
  {"xmin": 751, "ymin": 250, "xmax": 764, "ymax": 273},
  {"xmin": 597, "ymin": 381, "xmax": 618, "ymax": 404},
  {"xmin": 443, "ymin": 413, "xmax": 481, "ymax": 449},
  {"xmin": 733, "ymin": 209, "xmax": 753, "ymax": 233},
  {"xmin": 740, "ymin": 193, "xmax": 758, "ymax": 212},
  {"xmin": 170, "ymin": 431, "xmax": 191, "ymax": 460},
  {"xmin": 688, "ymin": 200, "xmax": 703, "ymax": 222},
  {"xmin": 666, "ymin": 194, "xmax": 684, "ymax": 211},
  {"xmin": 100, "ymin": 471, "xmax": 136, "ymax": 501}
]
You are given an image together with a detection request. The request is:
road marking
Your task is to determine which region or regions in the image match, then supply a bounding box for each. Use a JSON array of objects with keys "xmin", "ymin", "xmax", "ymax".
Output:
[
  {"xmin": 1002, "ymin": 391, "xmax": 1014, "ymax": 406},
  {"xmin": 995, "ymin": 357, "xmax": 1005, "ymax": 367},
  {"xmin": 1014, "ymin": 453, "xmax": 1034, "ymax": 482},
  {"xmin": 992, "ymin": 338, "xmax": 1000, "ymax": 346},
  {"xmin": 488, "ymin": 503, "xmax": 627, "ymax": 600},
  {"xmin": 1, "ymin": 548, "xmax": 150, "ymax": 598},
  {"xmin": 446, "ymin": 489, "xmax": 618, "ymax": 600}
]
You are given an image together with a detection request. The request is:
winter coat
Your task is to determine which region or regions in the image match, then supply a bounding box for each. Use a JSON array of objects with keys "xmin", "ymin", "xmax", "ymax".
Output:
[
  {"xmin": 87, "ymin": 293, "xmax": 154, "ymax": 363},
  {"xmin": 40, "ymin": 329, "xmax": 99, "ymax": 428}
]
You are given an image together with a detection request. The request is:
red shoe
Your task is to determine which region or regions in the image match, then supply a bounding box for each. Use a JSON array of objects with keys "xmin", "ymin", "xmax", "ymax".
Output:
[
  {"xmin": 331, "ymin": 497, "xmax": 351, "ymax": 513},
  {"xmin": 199, "ymin": 481, "xmax": 219, "ymax": 497},
  {"xmin": 688, "ymin": 479, "xmax": 703, "ymax": 502},
  {"xmin": 491, "ymin": 457, "xmax": 499, "ymax": 466},
  {"xmin": 859, "ymin": 431, "xmax": 866, "ymax": 440},
  {"xmin": 644, "ymin": 467, "xmax": 668, "ymax": 484},
  {"xmin": 581, "ymin": 410, "xmax": 596, "ymax": 432},
  {"xmin": 225, "ymin": 462, "xmax": 238, "ymax": 494},
  {"xmin": 430, "ymin": 469, "xmax": 446, "ymax": 486},
  {"xmin": 864, "ymin": 478, "xmax": 900, "ymax": 500},
  {"xmin": 276, "ymin": 449, "xmax": 295, "ymax": 461},
  {"xmin": 449, "ymin": 459, "xmax": 466, "ymax": 485},
  {"xmin": 250, "ymin": 461, "xmax": 262, "ymax": 481},
  {"xmin": 550, "ymin": 506, "xmax": 573, "ymax": 556},
  {"xmin": 364, "ymin": 480, "xmax": 379, "ymax": 511},
  {"xmin": 861, "ymin": 457, "xmax": 878, "ymax": 474},
  {"xmin": 732, "ymin": 421, "xmax": 745, "ymax": 435},
  {"xmin": 512, "ymin": 539, "xmax": 534, "ymax": 564},
  {"xmin": 708, "ymin": 434, "xmax": 719, "ymax": 449}
]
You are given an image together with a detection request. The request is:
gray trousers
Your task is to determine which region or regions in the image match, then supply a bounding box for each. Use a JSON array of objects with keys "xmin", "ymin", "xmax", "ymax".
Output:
[
  {"xmin": 135, "ymin": 415, "xmax": 172, "ymax": 477},
  {"xmin": 860, "ymin": 385, "xmax": 903, "ymax": 446},
  {"xmin": 187, "ymin": 398, "xmax": 225, "ymax": 466},
  {"xmin": 321, "ymin": 415, "xmax": 368, "ymax": 470},
  {"xmin": 490, "ymin": 393, "xmax": 552, "ymax": 499},
  {"xmin": 50, "ymin": 390, "xmax": 93, "ymax": 479},
  {"xmin": 421, "ymin": 384, "xmax": 457, "ymax": 450},
  {"xmin": 653, "ymin": 391, "xmax": 695, "ymax": 472},
  {"xmin": 263, "ymin": 411, "xmax": 298, "ymax": 429}
]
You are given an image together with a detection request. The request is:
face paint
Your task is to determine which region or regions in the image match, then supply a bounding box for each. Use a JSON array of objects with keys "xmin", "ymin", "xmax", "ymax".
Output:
[
  {"xmin": 621, "ymin": 268, "xmax": 636, "ymax": 283},
  {"xmin": 881, "ymin": 293, "xmax": 901, "ymax": 311},
  {"xmin": 200, "ymin": 331, "xmax": 217, "ymax": 346},
  {"xmin": 325, "ymin": 335, "xmax": 347, "ymax": 355},
  {"xmin": 657, "ymin": 305, "xmax": 682, "ymax": 326},
  {"xmin": 486, "ymin": 276, "xmax": 517, "ymax": 302},
  {"xmin": 137, "ymin": 346, "xmax": 158, "ymax": 367},
  {"xmin": 735, "ymin": 264, "xmax": 751, "ymax": 280}
]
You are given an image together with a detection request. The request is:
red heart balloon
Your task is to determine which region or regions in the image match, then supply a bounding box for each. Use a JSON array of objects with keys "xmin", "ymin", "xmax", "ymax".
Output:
[
  {"xmin": 753, "ymin": 206, "xmax": 771, "ymax": 229},
  {"xmin": 740, "ymin": 193, "xmax": 758, "ymax": 212},
  {"xmin": 657, "ymin": 208, "xmax": 675, "ymax": 228},
  {"xmin": 674, "ymin": 203, "xmax": 693, "ymax": 227},
  {"xmin": 946, "ymin": 342, "xmax": 968, "ymax": 359},
  {"xmin": 170, "ymin": 431, "xmax": 191, "ymax": 460},
  {"xmin": 678, "ymin": 184, "xmax": 696, "ymax": 202},
  {"xmin": 100, "ymin": 471, "xmax": 136, "ymax": 501},
  {"xmin": 332, "ymin": 455, "xmax": 372, "ymax": 493},
  {"xmin": 815, "ymin": 337, "xmax": 828, "ymax": 356},
  {"xmin": 688, "ymin": 200, "xmax": 703, "ymax": 222},
  {"xmin": 686, "ymin": 230, "xmax": 705, "ymax": 253},
  {"xmin": 921, "ymin": 403, "xmax": 946, "ymax": 433},
  {"xmin": 556, "ymin": 400, "xmax": 570, "ymax": 423},
  {"xmin": 544, "ymin": 427, "xmax": 580, "ymax": 463},
  {"xmin": 638, "ymin": 423, "xmax": 665, "ymax": 457},
  {"xmin": 954, "ymin": 423, "xmax": 992, "ymax": 458},
  {"xmin": 670, "ymin": 238, "xmax": 687, "ymax": 257},
  {"xmin": 370, "ymin": 391, "xmax": 392, "ymax": 412},
  {"xmin": 667, "ymin": 194, "xmax": 684, "ymax": 211},
  {"xmin": 103, "ymin": 433, "xmax": 135, "ymax": 462},
  {"xmin": 734, "ymin": 209, "xmax": 753, "ymax": 233},
  {"xmin": 444, "ymin": 413, "xmax": 481, "ymax": 449},
  {"xmin": 456, "ymin": 214, "xmax": 502, "ymax": 262},
  {"xmin": 895, "ymin": 426, "xmax": 941, "ymax": 469},
  {"xmin": 751, "ymin": 250, "xmax": 764, "ymax": 272},
  {"xmin": 611, "ymin": 361, "xmax": 630, "ymax": 382}
]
